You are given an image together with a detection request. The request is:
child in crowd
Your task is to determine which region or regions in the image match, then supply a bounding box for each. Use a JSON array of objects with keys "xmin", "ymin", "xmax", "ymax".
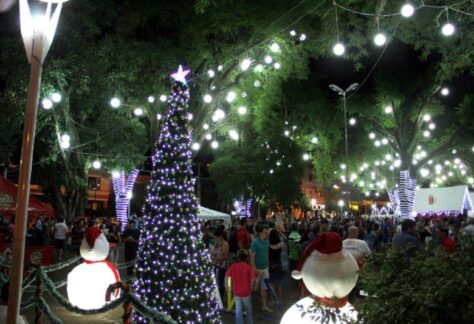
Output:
[{"xmin": 225, "ymin": 249, "xmax": 256, "ymax": 324}]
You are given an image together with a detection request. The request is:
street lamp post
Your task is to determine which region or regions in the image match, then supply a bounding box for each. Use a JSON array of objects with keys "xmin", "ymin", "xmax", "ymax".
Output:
[
  {"xmin": 7, "ymin": 1, "xmax": 67, "ymax": 323},
  {"xmin": 329, "ymin": 83, "xmax": 358, "ymax": 214}
]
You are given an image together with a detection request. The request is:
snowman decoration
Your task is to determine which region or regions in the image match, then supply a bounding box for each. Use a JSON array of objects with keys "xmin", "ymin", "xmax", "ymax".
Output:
[
  {"xmin": 281, "ymin": 232, "xmax": 359, "ymax": 324},
  {"xmin": 67, "ymin": 227, "xmax": 120, "ymax": 310}
]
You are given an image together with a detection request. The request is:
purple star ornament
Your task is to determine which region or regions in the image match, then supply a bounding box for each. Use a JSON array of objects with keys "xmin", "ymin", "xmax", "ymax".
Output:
[{"xmin": 170, "ymin": 65, "xmax": 191, "ymax": 84}]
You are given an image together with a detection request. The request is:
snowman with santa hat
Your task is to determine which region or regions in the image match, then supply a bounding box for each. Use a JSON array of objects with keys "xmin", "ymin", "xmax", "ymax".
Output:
[
  {"xmin": 67, "ymin": 227, "xmax": 120, "ymax": 310},
  {"xmin": 281, "ymin": 232, "xmax": 359, "ymax": 324}
]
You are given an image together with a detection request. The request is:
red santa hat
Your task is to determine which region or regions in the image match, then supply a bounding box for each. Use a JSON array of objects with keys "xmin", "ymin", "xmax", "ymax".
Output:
[
  {"xmin": 85, "ymin": 227, "xmax": 102, "ymax": 250},
  {"xmin": 293, "ymin": 232, "xmax": 342, "ymax": 277}
]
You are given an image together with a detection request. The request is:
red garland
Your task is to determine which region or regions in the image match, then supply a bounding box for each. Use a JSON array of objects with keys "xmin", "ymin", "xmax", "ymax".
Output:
[{"xmin": 314, "ymin": 296, "xmax": 347, "ymax": 308}]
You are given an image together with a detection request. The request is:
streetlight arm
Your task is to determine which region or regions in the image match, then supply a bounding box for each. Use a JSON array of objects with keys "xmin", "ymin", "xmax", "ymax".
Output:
[
  {"xmin": 329, "ymin": 84, "xmax": 344, "ymax": 95},
  {"xmin": 346, "ymin": 83, "xmax": 359, "ymax": 93}
]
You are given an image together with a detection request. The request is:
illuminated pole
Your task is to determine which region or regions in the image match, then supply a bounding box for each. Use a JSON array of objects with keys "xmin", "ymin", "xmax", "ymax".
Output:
[
  {"xmin": 7, "ymin": 1, "xmax": 68, "ymax": 323},
  {"xmin": 338, "ymin": 199, "xmax": 344, "ymax": 222},
  {"xmin": 329, "ymin": 83, "xmax": 358, "ymax": 213}
]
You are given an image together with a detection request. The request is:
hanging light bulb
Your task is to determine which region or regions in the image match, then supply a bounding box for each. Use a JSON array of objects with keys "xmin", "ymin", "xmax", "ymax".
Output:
[
  {"xmin": 423, "ymin": 130, "xmax": 431, "ymax": 137},
  {"xmin": 112, "ymin": 171, "xmax": 120, "ymax": 179},
  {"xmin": 401, "ymin": 3, "xmax": 415, "ymax": 17},
  {"xmin": 264, "ymin": 55, "xmax": 273, "ymax": 64},
  {"xmin": 191, "ymin": 143, "xmax": 201, "ymax": 151},
  {"xmin": 133, "ymin": 107, "xmax": 143, "ymax": 116},
  {"xmin": 156, "ymin": 113, "xmax": 162, "ymax": 120},
  {"xmin": 42, "ymin": 98, "xmax": 53, "ymax": 109},
  {"xmin": 92, "ymin": 160, "xmax": 101, "ymax": 169},
  {"xmin": 273, "ymin": 62, "xmax": 281, "ymax": 69},
  {"xmin": 253, "ymin": 80, "xmax": 261, "ymax": 87},
  {"xmin": 240, "ymin": 58, "xmax": 252, "ymax": 71},
  {"xmin": 203, "ymin": 123, "xmax": 209, "ymax": 130},
  {"xmin": 349, "ymin": 117, "xmax": 356, "ymax": 125},
  {"xmin": 238, "ymin": 106, "xmax": 247, "ymax": 115},
  {"xmin": 369, "ymin": 132, "xmax": 376, "ymax": 139},
  {"xmin": 289, "ymin": 30, "xmax": 296, "ymax": 36},
  {"xmin": 110, "ymin": 97, "xmax": 121, "ymax": 108},
  {"xmin": 159, "ymin": 95, "xmax": 167, "ymax": 102},
  {"xmin": 374, "ymin": 33, "xmax": 387, "ymax": 46},
  {"xmin": 229, "ymin": 130, "xmax": 239, "ymax": 140},
  {"xmin": 384, "ymin": 105, "xmax": 393, "ymax": 114},
  {"xmin": 311, "ymin": 136, "xmax": 318, "ymax": 144},
  {"xmin": 205, "ymin": 134, "xmax": 212, "ymax": 140},
  {"xmin": 51, "ymin": 92, "xmax": 62, "ymax": 103},
  {"xmin": 429, "ymin": 123, "xmax": 436, "ymax": 130},
  {"xmin": 211, "ymin": 141, "xmax": 219, "ymax": 149},
  {"xmin": 441, "ymin": 87, "xmax": 449, "ymax": 96},
  {"xmin": 147, "ymin": 96, "xmax": 155, "ymax": 103},
  {"xmin": 270, "ymin": 42, "xmax": 280, "ymax": 52},
  {"xmin": 333, "ymin": 43, "xmax": 345, "ymax": 56},
  {"xmin": 441, "ymin": 22, "xmax": 455, "ymax": 36},
  {"xmin": 60, "ymin": 133, "xmax": 70, "ymax": 149},
  {"xmin": 226, "ymin": 91, "xmax": 236, "ymax": 103},
  {"xmin": 255, "ymin": 64, "xmax": 264, "ymax": 72},
  {"xmin": 208, "ymin": 69, "xmax": 215, "ymax": 78},
  {"xmin": 302, "ymin": 153, "xmax": 310, "ymax": 161},
  {"xmin": 423, "ymin": 114, "xmax": 431, "ymax": 122},
  {"xmin": 299, "ymin": 33, "xmax": 306, "ymax": 41},
  {"xmin": 203, "ymin": 94, "xmax": 212, "ymax": 103}
]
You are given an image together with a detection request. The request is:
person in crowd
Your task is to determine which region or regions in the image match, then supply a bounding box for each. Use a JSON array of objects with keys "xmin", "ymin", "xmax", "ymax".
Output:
[
  {"xmin": 122, "ymin": 221, "xmax": 139, "ymax": 276},
  {"xmin": 71, "ymin": 220, "xmax": 85, "ymax": 255},
  {"xmin": 381, "ymin": 218, "xmax": 390, "ymax": 250},
  {"xmin": 225, "ymin": 249, "xmax": 256, "ymax": 324},
  {"xmin": 320, "ymin": 218, "xmax": 329, "ymax": 232},
  {"xmin": 211, "ymin": 227, "xmax": 229, "ymax": 304},
  {"xmin": 288, "ymin": 223, "xmax": 301, "ymax": 272},
  {"xmin": 461, "ymin": 217, "xmax": 474, "ymax": 238},
  {"xmin": 236, "ymin": 218, "xmax": 250, "ymax": 251},
  {"xmin": 343, "ymin": 226, "xmax": 371, "ymax": 269},
  {"xmin": 268, "ymin": 228, "xmax": 284, "ymax": 298},
  {"xmin": 363, "ymin": 221, "xmax": 376, "ymax": 250},
  {"xmin": 392, "ymin": 219, "xmax": 419, "ymax": 256},
  {"xmin": 53, "ymin": 218, "xmax": 69, "ymax": 261},
  {"xmin": 34, "ymin": 216, "xmax": 44, "ymax": 245},
  {"xmin": 107, "ymin": 224, "xmax": 121, "ymax": 264},
  {"xmin": 250, "ymin": 223, "xmax": 271, "ymax": 312},
  {"xmin": 437, "ymin": 226, "xmax": 456, "ymax": 253}
]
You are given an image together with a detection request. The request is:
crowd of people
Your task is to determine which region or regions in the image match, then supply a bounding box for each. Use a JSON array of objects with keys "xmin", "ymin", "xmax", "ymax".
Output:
[{"xmin": 207, "ymin": 211, "xmax": 474, "ymax": 324}]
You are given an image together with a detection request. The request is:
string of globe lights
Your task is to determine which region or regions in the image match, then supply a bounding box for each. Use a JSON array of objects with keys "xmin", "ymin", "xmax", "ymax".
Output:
[
  {"xmin": 38, "ymin": 28, "xmax": 312, "ymax": 171},
  {"xmin": 331, "ymin": 109, "xmax": 474, "ymax": 197},
  {"xmin": 330, "ymin": 1, "xmax": 473, "ymax": 57}
]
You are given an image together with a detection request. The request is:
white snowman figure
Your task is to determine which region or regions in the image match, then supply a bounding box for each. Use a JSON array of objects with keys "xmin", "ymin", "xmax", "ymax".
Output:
[
  {"xmin": 281, "ymin": 232, "xmax": 359, "ymax": 324},
  {"xmin": 67, "ymin": 227, "xmax": 120, "ymax": 310}
]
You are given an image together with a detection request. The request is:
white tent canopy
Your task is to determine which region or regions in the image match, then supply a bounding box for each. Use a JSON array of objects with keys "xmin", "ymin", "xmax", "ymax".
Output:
[
  {"xmin": 413, "ymin": 185, "xmax": 473, "ymax": 215},
  {"xmin": 197, "ymin": 205, "xmax": 231, "ymax": 227}
]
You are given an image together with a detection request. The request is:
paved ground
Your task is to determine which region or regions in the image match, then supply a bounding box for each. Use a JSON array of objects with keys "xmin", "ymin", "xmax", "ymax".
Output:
[{"xmin": 18, "ymin": 249, "xmax": 300, "ymax": 323}]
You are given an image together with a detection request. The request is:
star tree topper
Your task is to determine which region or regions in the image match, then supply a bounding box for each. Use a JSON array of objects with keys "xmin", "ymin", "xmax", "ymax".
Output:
[{"xmin": 170, "ymin": 65, "xmax": 190, "ymax": 85}]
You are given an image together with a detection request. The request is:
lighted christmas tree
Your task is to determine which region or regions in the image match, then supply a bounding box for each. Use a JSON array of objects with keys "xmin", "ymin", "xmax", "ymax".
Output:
[{"xmin": 133, "ymin": 66, "xmax": 221, "ymax": 323}]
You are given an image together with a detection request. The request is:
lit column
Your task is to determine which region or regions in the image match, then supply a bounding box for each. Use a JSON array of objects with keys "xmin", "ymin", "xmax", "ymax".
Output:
[{"xmin": 7, "ymin": 1, "xmax": 68, "ymax": 323}]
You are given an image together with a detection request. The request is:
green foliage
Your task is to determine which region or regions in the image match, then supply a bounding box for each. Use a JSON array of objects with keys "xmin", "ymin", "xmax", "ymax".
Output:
[{"xmin": 360, "ymin": 238, "xmax": 474, "ymax": 324}]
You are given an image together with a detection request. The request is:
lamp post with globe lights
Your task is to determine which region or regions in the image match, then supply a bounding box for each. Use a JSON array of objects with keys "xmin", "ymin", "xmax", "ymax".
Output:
[
  {"xmin": 329, "ymin": 83, "xmax": 359, "ymax": 211},
  {"xmin": 7, "ymin": 1, "xmax": 68, "ymax": 322}
]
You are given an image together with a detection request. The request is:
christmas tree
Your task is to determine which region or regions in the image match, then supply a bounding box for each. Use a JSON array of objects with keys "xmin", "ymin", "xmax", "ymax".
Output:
[{"xmin": 133, "ymin": 66, "xmax": 221, "ymax": 323}]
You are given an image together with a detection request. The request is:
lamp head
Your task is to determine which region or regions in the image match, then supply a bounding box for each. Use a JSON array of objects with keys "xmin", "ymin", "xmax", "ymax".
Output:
[
  {"xmin": 329, "ymin": 84, "xmax": 344, "ymax": 95},
  {"xmin": 346, "ymin": 83, "xmax": 359, "ymax": 93}
]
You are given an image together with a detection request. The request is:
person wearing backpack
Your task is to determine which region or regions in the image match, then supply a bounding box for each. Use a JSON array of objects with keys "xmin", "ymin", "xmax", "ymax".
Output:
[{"xmin": 288, "ymin": 223, "xmax": 301, "ymax": 272}]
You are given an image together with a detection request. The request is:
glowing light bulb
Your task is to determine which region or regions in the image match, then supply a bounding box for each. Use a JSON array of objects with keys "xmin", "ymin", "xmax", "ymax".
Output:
[
  {"xmin": 429, "ymin": 123, "xmax": 436, "ymax": 130},
  {"xmin": 255, "ymin": 64, "xmax": 264, "ymax": 72},
  {"xmin": 191, "ymin": 142, "xmax": 201, "ymax": 151},
  {"xmin": 110, "ymin": 97, "xmax": 121, "ymax": 108},
  {"xmin": 159, "ymin": 95, "xmax": 167, "ymax": 102},
  {"xmin": 270, "ymin": 42, "xmax": 280, "ymax": 52},
  {"xmin": 264, "ymin": 55, "xmax": 273, "ymax": 64},
  {"xmin": 303, "ymin": 153, "xmax": 310, "ymax": 161},
  {"xmin": 51, "ymin": 92, "xmax": 62, "ymax": 103},
  {"xmin": 369, "ymin": 132, "xmax": 376, "ymax": 139},
  {"xmin": 42, "ymin": 98, "xmax": 53, "ymax": 109},
  {"xmin": 284, "ymin": 130, "xmax": 290, "ymax": 137},
  {"xmin": 133, "ymin": 107, "xmax": 143, "ymax": 116},
  {"xmin": 299, "ymin": 33, "xmax": 306, "ymax": 41},
  {"xmin": 211, "ymin": 141, "xmax": 219, "ymax": 149},
  {"xmin": 208, "ymin": 69, "xmax": 215, "ymax": 77},
  {"xmin": 384, "ymin": 105, "xmax": 393, "ymax": 114},
  {"xmin": 205, "ymin": 134, "xmax": 212, "ymax": 141},
  {"xmin": 374, "ymin": 33, "xmax": 387, "ymax": 46},
  {"xmin": 226, "ymin": 91, "xmax": 236, "ymax": 103},
  {"xmin": 156, "ymin": 113, "xmax": 162, "ymax": 120},
  {"xmin": 273, "ymin": 62, "xmax": 281, "ymax": 69},
  {"xmin": 187, "ymin": 113, "xmax": 193, "ymax": 121},
  {"xmin": 349, "ymin": 117, "xmax": 356, "ymax": 125},
  {"xmin": 311, "ymin": 136, "xmax": 318, "ymax": 144},
  {"xmin": 333, "ymin": 43, "xmax": 345, "ymax": 56},
  {"xmin": 401, "ymin": 3, "xmax": 415, "ymax": 17},
  {"xmin": 92, "ymin": 160, "xmax": 101, "ymax": 169},
  {"xmin": 374, "ymin": 140, "xmax": 381, "ymax": 147},
  {"xmin": 253, "ymin": 80, "xmax": 261, "ymax": 87},
  {"xmin": 423, "ymin": 114, "xmax": 431, "ymax": 122},
  {"xmin": 229, "ymin": 130, "xmax": 239, "ymax": 141},
  {"xmin": 382, "ymin": 138, "xmax": 388, "ymax": 145},
  {"xmin": 289, "ymin": 30, "xmax": 296, "ymax": 36},
  {"xmin": 112, "ymin": 171, "xmax": 120, "ymax": 179},
  {"xmin": 240, "ymin": 58, "xmax": 251, "ymax": 71},
  {"xmin": 441, "ymin": 87, "xmax": 449, "ymax": 96},
  {"xmin": 238, "ymin": 106, "xmax": 247, "ymax": 115},
  {"xmin": 203, "ymin": 123, "xmax": 209, "ymax": 130},
  {"xmin": 203, "ymin": 94, "xmax": 212, "ymax": 103},
  {"xmin": 423, "ymin": 130, "xmax": 430, "ymax": 137},
  {"xmin": 147, "ymin": 96, "xmax": 155, "ymax": 103},
  {"xmin": 441, "ymin": 23, "xmax": 455, "ymax": 36}
]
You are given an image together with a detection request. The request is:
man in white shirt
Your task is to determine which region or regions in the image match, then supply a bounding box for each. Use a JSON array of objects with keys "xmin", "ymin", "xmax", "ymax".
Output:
[
  {"xmin": 54, "ymin": 218, "xmax": 69, "ymax": 261},
  {"xmin": 343, "ymin": 226, "xmax": 371, "ymax": 269}
]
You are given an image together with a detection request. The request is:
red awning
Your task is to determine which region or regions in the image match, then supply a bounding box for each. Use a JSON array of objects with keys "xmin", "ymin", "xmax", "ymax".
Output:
[{"xmin": 0, "ymin": 176, "xmax": 54, "ymax": 216}]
